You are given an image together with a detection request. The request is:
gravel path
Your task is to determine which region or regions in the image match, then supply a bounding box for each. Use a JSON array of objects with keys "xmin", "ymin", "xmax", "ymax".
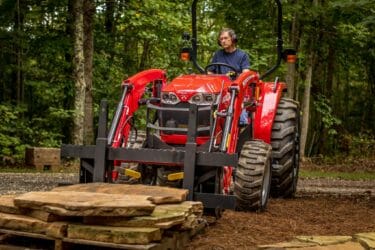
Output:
[
  {"xmin": 0, "ymin": 172, "xmax": 79, "ymax": 195},
  {"xmin": 297, "ymin": 178, "xmax": 375, "ymax": 198},
  {"xmin": 0, "ymin": 172, "xmax": 374, "ymax": 198}
]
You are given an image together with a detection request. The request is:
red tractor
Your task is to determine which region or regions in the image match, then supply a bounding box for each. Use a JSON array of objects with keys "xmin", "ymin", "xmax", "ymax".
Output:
[{"xmin": 62, "ymin": 0, "xmax": 299, "ymax": 212}]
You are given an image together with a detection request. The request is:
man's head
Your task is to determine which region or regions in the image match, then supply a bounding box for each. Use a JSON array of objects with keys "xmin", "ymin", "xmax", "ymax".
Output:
[{"xmin": 218, "ymin": 28, "xmax": 237, "ymax": 52}]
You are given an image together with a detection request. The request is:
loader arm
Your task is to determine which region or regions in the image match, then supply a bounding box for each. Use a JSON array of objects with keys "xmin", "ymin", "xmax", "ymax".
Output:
[{"xmin": 108, "ymin": 69, "xmax": 167, "ymax": 149}]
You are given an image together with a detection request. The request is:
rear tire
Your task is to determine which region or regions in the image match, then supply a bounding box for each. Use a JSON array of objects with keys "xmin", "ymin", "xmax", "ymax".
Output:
[
  {"xmin": 234, "ymin": 140, "xmax": 272, "ymax": 211},
  {"xmin": 270, "ymin": 98, "xmax": 300, "ymax": 198}
]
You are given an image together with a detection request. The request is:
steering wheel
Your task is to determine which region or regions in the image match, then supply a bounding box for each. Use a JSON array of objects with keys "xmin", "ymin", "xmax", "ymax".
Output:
[{"xmin": 204, "ymin": 62, "xmax": 238, "ymax": 76}]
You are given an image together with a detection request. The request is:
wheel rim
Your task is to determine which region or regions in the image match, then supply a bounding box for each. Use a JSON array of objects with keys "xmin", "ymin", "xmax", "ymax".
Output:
[{"xmin": 261, "ymin": 160, "xmax": 271, "ymax": 207}]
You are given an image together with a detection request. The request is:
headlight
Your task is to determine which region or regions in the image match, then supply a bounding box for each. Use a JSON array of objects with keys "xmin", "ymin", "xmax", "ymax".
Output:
[
  {"xmin": 161, "ymin": 92, "xmax": 180, "ymax": 105},
  {"xmin": 189, "ymin": 93, "xmax": 217, "ymax": 105}
]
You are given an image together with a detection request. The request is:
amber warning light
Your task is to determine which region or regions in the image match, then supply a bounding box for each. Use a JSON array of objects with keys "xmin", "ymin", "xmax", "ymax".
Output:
[
  {"xmin": 283, "ymin": 48, "xmax": 297, "ymax": 64},
  {"xmin": 180, "ymin": 48, "xmax": 191, "ymax": 62}
]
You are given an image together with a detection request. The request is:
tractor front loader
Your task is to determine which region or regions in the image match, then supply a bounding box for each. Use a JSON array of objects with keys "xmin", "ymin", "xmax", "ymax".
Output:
[{"xmin": 61, "ymin": 0, "xmax": 300, "ymax": 213}]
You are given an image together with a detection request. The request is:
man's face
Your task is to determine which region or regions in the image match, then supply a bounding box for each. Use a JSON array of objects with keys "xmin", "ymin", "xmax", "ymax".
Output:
[{"xmin": 219, "ymin": 31, "xmax": 233, "ymax": 49}]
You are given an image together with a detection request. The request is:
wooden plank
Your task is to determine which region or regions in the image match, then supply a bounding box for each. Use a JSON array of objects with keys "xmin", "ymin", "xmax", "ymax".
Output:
[
  {"xmin": 0, "ymin": 228, "xmax": 160, "ymax": 250},
  {"xmin": 14, "ymin": 191, "xmax": 155, "ymax": 217},
  {"xmin": 45, "ymin": 222, "xmax": 68, "ymax": 239},
  {"xmin": 0, "ymin": 228, "xmax": 53, "ymax": 240},
  {"xmin": 52, "ymin": 183, "xmax": 188, "ymax": 204},
  {"xmin": 67, "ymin": 224, "xmax": 162, "ymax": 245},
  {"xmin": 62, "ymin": 238, "xmax": 160, "ymax": 250}
]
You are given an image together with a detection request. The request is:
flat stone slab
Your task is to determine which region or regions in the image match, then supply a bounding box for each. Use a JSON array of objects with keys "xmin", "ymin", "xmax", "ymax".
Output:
[
  {"xmin": 295, "ymin": 235, "xmax": 353, "ymax": 246},
  {"xmin": 67, "ymin": 224, "xmax": 162, "ymax": 244},
  {"xmin": 0, "ymin": 212, "xmax": 67, "ymax": 238},
  {"xmin": 0, "ymin": 195, "xmax": 75, "ymax": 222},
  {"xmin": 26, "ymin": 209, "xmax": 77, "ymax": 223},
  {"xmin": 258, "ymin": 240, "xmax": 318, "ymax": 249},
  {"xmin": 354, "ymin": 232, "xmax": 375, "ymax": 249},
  {"xmin": 0, "ymin": 195, "xmax": 23, "ymax": 214},
  {"xmin": 52, "ymin": 183, "xmax": 188, "ymax": 204},
  {"xmin": 14, "ymin": 191, "xmax": 155, "ymax": 217},
  {"xmin": 258, "ymin": 240, "xmax": 365, "ymax": 250},
  {"xmin": 83, "ymin": 201, "xmax": 203, "ymax": 229},
  {"xmin": 355, "ymin": 232, "xmax": 375, "ymax": 241}
]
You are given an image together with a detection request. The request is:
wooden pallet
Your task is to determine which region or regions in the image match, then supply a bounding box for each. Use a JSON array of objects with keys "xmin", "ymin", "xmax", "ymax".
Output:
[
  {"xmin": 0, "ymin": 184, "xmax": 205, "ymax": 250},
  {"xmin": 0, "ymin": 222, "xmax": 205, "ymax": 250}
]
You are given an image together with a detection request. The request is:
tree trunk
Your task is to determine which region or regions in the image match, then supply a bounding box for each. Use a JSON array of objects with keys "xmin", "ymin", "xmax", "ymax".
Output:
[
  {"xmin": 300, "ymin": 54, "xmax": 314, "ymax": 159},
  {"xmin": 15, "ymin": 0, "xmax": 24, "ymax": 104},
  {"xmin": 105, "ymin": 0, "xmax": 115, "ymax": 34},
  {"xmin": 285, "ymin": 0, "xmax": 300, "ymax": 100},
  {"xmin": 72, "ymin": 0, "xmax": 86, "ymax": 145},
  {"xmin": 326, "ymin": 40, "xmax": 335, "ymax": 99},
  {"xmin": 139, "ymin": 40, "xmax": 150, "ymax": 71},
  {"xmin": 83, "ymin": 0, "xmax": 95, "ymax": 145}
]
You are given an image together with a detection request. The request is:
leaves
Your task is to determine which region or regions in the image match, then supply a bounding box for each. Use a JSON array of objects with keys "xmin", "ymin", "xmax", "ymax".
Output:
[{"xmin": 0, "ymin": 0, "xmax": 373, "ymax": 161}]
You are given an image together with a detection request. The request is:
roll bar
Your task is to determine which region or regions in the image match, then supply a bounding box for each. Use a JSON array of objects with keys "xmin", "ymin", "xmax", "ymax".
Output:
[
  {"xmin": 191, "ymin": 0, "xmax": 205, "ymax": 73},
  {"xmin": 260, "ymin": 0, "xmax": 283, "ymax": 79}
]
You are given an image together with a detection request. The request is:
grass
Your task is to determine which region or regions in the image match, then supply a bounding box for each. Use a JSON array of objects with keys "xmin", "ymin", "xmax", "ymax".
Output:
[
  {"xmin": 299, "ymin": 169, "xmax": 375, "ymax": 181},
  {"xmin": 0, "ymin": 166, "xmax": 78, "ymax": 173},
  {"xmin": 0, "ymin": 167, "xmax": 39, "ymax": 173}
]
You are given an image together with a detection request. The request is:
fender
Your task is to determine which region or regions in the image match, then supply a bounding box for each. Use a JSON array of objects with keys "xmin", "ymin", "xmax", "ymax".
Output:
[
  {"xmin": 253, "ymin": 81, "xmax": 286, "ymax": 144},
  {"xmin": 227, "ymin": 70, "xmax": 260, "ymax": 153}
]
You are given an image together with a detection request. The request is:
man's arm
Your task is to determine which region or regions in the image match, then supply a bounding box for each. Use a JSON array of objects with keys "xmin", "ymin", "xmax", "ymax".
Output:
[{"xmin": 240, "ymin": 51, "xmax": 251, "ymax": 73}]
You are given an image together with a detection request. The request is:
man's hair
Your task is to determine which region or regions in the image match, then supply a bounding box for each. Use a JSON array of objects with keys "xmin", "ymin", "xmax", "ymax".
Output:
[{"xmin": 218, "ymin": 28, "xmax": 238, "ymax": 45}]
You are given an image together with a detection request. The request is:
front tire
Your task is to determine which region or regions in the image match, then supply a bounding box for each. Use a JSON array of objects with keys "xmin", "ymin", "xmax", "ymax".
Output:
[
  {"xmin": 115, "ymin": 130, "xmax": 146, "ymax": 184},
  {"xmin": 270, "ymin": 98, "xmax": 300, "ymax": 198},
  {"xmin": 234, "ymin": 140, "xmax": 272, "ymax": 211}
]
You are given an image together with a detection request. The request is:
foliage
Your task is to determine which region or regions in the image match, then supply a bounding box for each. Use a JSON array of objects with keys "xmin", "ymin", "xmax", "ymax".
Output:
[
  {"xmin": 0, "ymin": 104, "xmax": 25, "ymax": 161},
  {"xmin": 314, "ymin": 94, "xmax": 341, "ymax": 136},
  {"xmin": 0, "ymin": 0, "xmax": 374, "ymax": 163},
  {"xmin": 0, "ymin": 103, "xmax": 67, "ymax": 163}
]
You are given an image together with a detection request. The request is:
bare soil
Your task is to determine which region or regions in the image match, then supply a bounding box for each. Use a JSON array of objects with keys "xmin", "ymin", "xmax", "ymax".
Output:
[
  {"xmin": 188, "ymin": 196, "xmax": 374, "ymax": 249},
  {"xmin": 187, "ymin": 160, "xmax": 375, "ymax": 249}
]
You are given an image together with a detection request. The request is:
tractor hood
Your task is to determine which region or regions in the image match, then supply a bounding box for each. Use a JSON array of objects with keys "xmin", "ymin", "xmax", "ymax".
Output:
[{"xmin": 163, "ymin": 74, "xmax": 231, "ymax": 102}]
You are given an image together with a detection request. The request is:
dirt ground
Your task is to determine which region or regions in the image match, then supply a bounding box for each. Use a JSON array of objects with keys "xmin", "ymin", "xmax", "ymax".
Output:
[
  {"xmin": 188, "ymin": 160, "xmax": 375, "ymax": 249},
  {"xmin": 188, "ymin": 196, "xmax": 374, "ymax": 249}
]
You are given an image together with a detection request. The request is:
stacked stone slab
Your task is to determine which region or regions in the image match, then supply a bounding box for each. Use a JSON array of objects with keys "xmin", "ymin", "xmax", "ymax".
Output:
[{"xmin": 0, "ymin": 183, "xmax": 205, "ymax": 249}]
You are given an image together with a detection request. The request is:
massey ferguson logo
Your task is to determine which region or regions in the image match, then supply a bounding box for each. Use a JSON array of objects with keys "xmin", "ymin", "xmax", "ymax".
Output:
[
  {"xmin": 178, "ymin": 92, "xmax": 190, "ymax": 101},
  {"xmin": 179, "ymin": 94, "xmax": 188, "ymax": 101}
]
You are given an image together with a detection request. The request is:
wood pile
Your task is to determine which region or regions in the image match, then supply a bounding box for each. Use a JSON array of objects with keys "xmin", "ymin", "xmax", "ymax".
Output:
[{"xmin": 0, "ymin": 183, "xmax": 205, "ymax": 249}]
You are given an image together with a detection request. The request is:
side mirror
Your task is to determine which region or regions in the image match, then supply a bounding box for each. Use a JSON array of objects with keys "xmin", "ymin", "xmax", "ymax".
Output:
[{"xmin": 182, "ymin": 32, "xmax": 191, "ymax": 41}]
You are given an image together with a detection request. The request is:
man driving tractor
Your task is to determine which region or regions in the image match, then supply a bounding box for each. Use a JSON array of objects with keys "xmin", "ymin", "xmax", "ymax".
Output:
[
  {"xmin": 208, "ymin": 28, "xmax": 250, "ymax": 75},
  {"xmin": 208, "ymin": 28, "xmax": 251, "ymax": 124}
]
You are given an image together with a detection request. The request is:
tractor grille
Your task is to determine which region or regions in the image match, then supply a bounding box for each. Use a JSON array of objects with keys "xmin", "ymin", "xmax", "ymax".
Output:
[{"xmin": 159, "ymin": 103, "xmax": 211, "ymax": 136}]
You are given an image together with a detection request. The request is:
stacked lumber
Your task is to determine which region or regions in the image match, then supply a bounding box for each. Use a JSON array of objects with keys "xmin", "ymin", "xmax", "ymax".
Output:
[{"xmin": 0, "ymin": 183, "xmax": 205, "ymax": 249}]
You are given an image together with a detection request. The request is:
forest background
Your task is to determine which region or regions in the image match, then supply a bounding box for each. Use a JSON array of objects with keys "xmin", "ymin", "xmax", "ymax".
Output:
[{"xmin": 0, "ymin": 0, "xmax": 374, "ymax": 164}]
